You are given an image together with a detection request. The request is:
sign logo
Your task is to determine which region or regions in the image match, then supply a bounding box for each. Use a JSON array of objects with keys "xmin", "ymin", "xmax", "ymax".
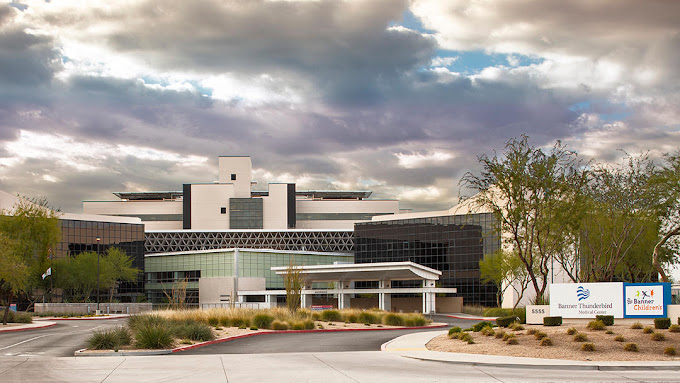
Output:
[{"xmin": 577, "ymin": 286, "xmax": 590, "ymax": 301}]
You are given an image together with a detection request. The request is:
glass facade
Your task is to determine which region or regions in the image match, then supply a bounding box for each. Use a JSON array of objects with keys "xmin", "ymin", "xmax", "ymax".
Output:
[
  {"xmin": 354, "ymin": 213, "xmax": 499, "ymax": 306},
  {"xmin": 144, "ymin": 249, "xmax": 353, "ymax": 305},
  {"xmin": 56, "ymin": 219, "xmax": 146, "ymax": 302},
  {"xmin": 296, "ymin": 212, "xmax": 394, "ymax": 221},
  {"xmin": 229, "ymin": 198, "xmax": 263, "ymax": 229}
]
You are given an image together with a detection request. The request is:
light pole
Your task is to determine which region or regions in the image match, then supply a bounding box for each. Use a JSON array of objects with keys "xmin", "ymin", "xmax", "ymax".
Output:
[{"xmin": 96, "ymin": 236, "xmax": 101, "ymax": 314}]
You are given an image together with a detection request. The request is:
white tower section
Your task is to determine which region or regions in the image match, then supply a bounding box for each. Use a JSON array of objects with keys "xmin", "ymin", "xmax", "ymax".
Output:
[{"xmin": 218, "ymin": 156, "xmax": 252, "ymax": 198}]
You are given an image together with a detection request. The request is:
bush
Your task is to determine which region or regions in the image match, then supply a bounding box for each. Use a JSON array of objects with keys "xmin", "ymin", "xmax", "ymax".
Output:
[
  {"xmin": 344, "ymin": 313, "xmax": 358, "ymax": 323},
  {"xmin": 173, "ymin": 321, "xmax": 214, "ymax": 342},
  {"xmin": 540, "ymin": 338, "xmax": 553, "ymax": 346},
  {"xmin": 6, "ymin": 311, "xmax": 32, "ymax": 324},
  {"xmin": 543, "ymin": 316, "xmax": 562, "ymax": 326},
  {"xmin": 605, "ymin": 330, "xmax": 614, "ymax": 335},
  {"xmin": 480, "ymin": 327, "xmax": 495, "ymax": 336},
  {"xmin": 321, "ymin": 310, "xmax": 342, "ymax": 322},
  {"xmin": 581, "ymin": 343, "xmax": 595, "ymax": 352},
  {"xmin": 252, "ymin": 314, "xmax": 275, "ymax": 329},
  {"xmin": 404, "ymin": 315, "xmax": 427, "ymax": 327},
  {"xmin": 573, "ymin": 333, "xmax": 589, "ymax": 342},
  {"xmin": 495, "ymin": 330, "xmax": 506, "ymax": 339},
  {"xmin": 651, "ymin": 332, "xmax": 666, "ymax": 341},
  {"xmin": 587, "ymin": 320, "xmax": 606, "ymax": 331},
  {"xmin": 207, "ymin": 316, "xmax": 219, "ymax": 327},
  {"xmin": 219, "ymin": 317, "xmax": 230, "ymax": 327},
  {"xmin": 230, "ymin": 317, "xmax": 250, "ymax": 328},
  {"xmin": 448, "ymin": 332, "xmax": 460, "ymax": 340},
  {"xmin": 624, "ymin": 343, "xmax": 639, "ymax": 352},
  {"xmin": 471, "ymin": 321, "xmax": 493, "ymax": 332},
  {"xmin": 448, "ymin": 327, "xmax": 462, "ymax": 336},
  {"xmin": 458, "ymin": 332, "xmax": 472, "ymax": 342},
  {"xmin": 669, "ymin": 325, "xmax": 680, "ymax": 333},
  {"xmin": 291, "ymin": 322, "xmax": 305, "ymax": 330},
  {"xmin": 665, "ymin": 347, "xmax": 676, "ymax": 356},
  {"xmin": 128, "ymin": 314, "xmax": 167, "ymax": 331},
  {"xmin": 566, "ymin": 327, "xmax": 578, "ymax": 335},
  {"xmin": 271, "ymin": 320, "xmax": 289, "ymax": 330},
  {"xmin": 643, "ymin": 326, "xmax": 654, "ymax": 334},
  {"xmin": 506, "ymin": 338, "xmax": 519, "ymax": 345},
  {"xmin": 630, "ymin": 322, "xmax": 643, "ymax": 329},
  {"xmin": 88, "ymin": 329, "xmax": 121, "ymax": 350},
  {"xmin": 496, "ymin": 316, "xmax": 518, "ymax": 327},
  {"xmin": 534, "ymin": 331, "xmax": 547, "ymax": 340},
  {"xmin": 303, "ymin": 319, "xmax": 315, "ymax": 329},
  {"xmin": 510, "ymin": 323, "xmax": 524, "ymax": 331},
  {"xmin": 595, "ymin": 315, "xmax": 614, "ymax": 326},
  {"xmin": 250, "ymin": 326, "xmax": 258, "ymax": 331},
  {"xmin": 383, "ymin": 313, "xmax": 405, "ymax": 326},
  {"xmin": 311, "ymin": 312, "xmax": 321, "ymax": 321},
  {"xmin": 614, "ymin": 335, "xmax": 625, "ymax": 342},
  {"xmin": 359, "ymin": 311, "xmax": 380, "ymax": 325},
  {"xmin": 113, "ymin": 326, "xmax": 131, "ymax": 346},
  {"xmin": 135, "ymin": 325, "xmax": 174, "ymax": 349},
  {"xmin": 526, "ymin": 328, "xmax": 538, "ymax": 335},
  {"xmin": 502, "ymin": 332, "xmax": 516, "ymax": 342},
  {"xmin": 483, "ymin": 307, "xmax": 526, "ymax": 323},
  {"xmin": 655, "ymin": 318, "xmax": 671, "ymax": 330}
]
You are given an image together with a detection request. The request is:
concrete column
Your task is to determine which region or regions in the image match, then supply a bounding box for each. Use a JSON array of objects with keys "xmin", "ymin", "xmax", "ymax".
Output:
[
  {"xmin": 422, "ymin": 280, "xmax": 436, "ymax": 314},
  {"xmin": 337, "ymin": 281, "xmax": 350, "ymax": 309},
  {"xmin": 301, "ymin": 282, "xmax": 312, "ymax": 308},
  {"xmin": 379, "ymin": 280, "xmax": 392, "ymax": 311}
]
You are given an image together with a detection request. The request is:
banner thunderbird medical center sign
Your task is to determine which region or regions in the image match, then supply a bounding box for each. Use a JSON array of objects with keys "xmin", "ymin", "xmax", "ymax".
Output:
[
  {"xmin": 550, "ymin": 282, "xmax": 624, "ymax": 318},
  {"xmin": 550, "ymin": 282, "xmax": 670, "ymax": 319}
]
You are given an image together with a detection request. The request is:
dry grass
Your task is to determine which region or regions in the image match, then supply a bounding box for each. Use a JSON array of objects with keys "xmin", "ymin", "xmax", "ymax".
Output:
[{"xmin": 427, "ymin": 322, "xmax": 680, "ymax": 361}]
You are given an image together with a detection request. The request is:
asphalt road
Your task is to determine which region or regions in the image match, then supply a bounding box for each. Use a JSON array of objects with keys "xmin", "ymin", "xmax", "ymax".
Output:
[
  {"xmin": 179, "ymin": 314, "xmax": 478, "ymax": 355},
  {"xmin": 0, "ymin": 318, "xmax": 127, "ymax": 357}
]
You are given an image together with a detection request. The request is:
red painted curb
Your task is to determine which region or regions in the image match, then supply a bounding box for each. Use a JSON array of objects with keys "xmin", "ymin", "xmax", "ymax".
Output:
[
  {"xmin": 34, "ymin": 316, "xmax": 126, "ymax": 321},
  {"xmin": 0, "ymin": 322, "xmax": 57, "ymax": 333},
  {"xmin": 446, "ymin": 315, "xmax": 496, "ymax": 321},
  {"xmin": 172, "ymin": 324, "xmax": 448, "ymax": 353}
]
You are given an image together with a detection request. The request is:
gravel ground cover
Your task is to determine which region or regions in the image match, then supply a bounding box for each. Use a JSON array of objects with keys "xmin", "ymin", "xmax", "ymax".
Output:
[{"xmin": 427, "ymin": 322, "xmax": 680, "ymax": 361}]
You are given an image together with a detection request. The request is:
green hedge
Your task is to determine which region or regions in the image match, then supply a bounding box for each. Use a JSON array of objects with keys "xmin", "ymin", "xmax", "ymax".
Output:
[
  {"xmin": 484, "ymin": 307, "xmax": 526, "ymax": 324},
  {"xmin": 543, "ymin": 316, "xmax": 562, "ymax": 326},
  {"xmin": 595, "ymin": 315, "xmax": 614, "ymax": 326},
  {"xmin": 655, "ymin": 317, "xmax": 671, "ymax": 330},
  {"xmin": 496, "ymin": 316, "xmax": 518, "ymax": 327}
]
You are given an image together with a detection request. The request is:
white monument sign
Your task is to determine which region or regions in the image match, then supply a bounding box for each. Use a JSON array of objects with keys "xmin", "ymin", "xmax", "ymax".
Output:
[{"xmin": 550, "ymin": 282, "xmax": 624, "ymax": 318}]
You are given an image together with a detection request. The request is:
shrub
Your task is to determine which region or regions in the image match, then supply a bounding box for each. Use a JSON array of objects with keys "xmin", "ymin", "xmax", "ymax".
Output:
[
  {"xmin": 113, "ymin": 326, "xmax": 131, "ymax": 346},
  {"xmin": 566, "ymin": 327, "xmax": 578, "ymax": 335},
  {"xmin": 344, "ymin": 313, "xmax": 358, "ymax": 323},
  {"xmin": 669, "ymin": 325, "xmax": 680, "ymax": 333},
  {"xmin": 595, "ymin": 315, "xmax": 614, "ymax": 326},
  {"xmin": 510, "ymin": 323, "xmax": 524, "ymax": 331},
  {"xmin": 252, "ymin": 314, "xmax": 275, "ymax": 329},
  {"xmin": 238, "ymin": 325, "xmax": 247, "ymax": 330},
  {"xmin": 665, "ymin": 347, "xmax": 677, "ymax": 356},
  {"xmin": 359, "ymin": 311, "xmax": 380, "ymax": 325},
  {"xmin": 483, "ymin": 307, "xmax": 526, "ymax": 323},
  {"xmin": 471, "ymin": 321, "xmax": 493, "ymax": 332},
  {"xmin": 7, "ymin": 311, "xmax": 32, "ymax": 324},
  {"xmin": 495, "ymin": 330, "xmax": 506, "ymax": 339},
  {"xmin": 271, "ymin": 320, "xmax": 289, "ymax": 330},
  {"xmin": 506, "ymin": 338, "xmax": 519, "ymax": 345},
  {"xmin": 231, "ymin": 317, "xmax": 250, "ymax": 328},
  {"xmin": 630, "ymin": 322, "xmax": 643, "ymax": 329},
  {"xmin": 466, "ymin": 339, "xmax": 475, "ymax": 344},
  {"xmin": 534, "ymin": 331, "xmax": 547, "ymax": 340},
  {"xmin": 173, "ymin": 321, "xmax": 214, "ymax": 342},
  {"xmin": 291, "ymin": 322, "xmax": 305, "ymax": 330},
  {"xmin": 135, "ymin": 325, "xmax": 174, "ymax": 349},
  {"xmin": 651, "ymin": 332, "xmax": 666, "ymax": 341},
  {"xmin": 587, "ymin": 320, "xmax": 606, "ymax": 331},
  {"xmin": 250, "ymin": 326, "xmax": 258, "ymax": 331},
  {"xmin": 383, "ymin": 313, "xmax": 405, "ymax": 326},
  {"xmin": 219, "ymin": 317, "xmax": 230, "ymax": 327},
  {"xmin": 604, "ymin": 330, "xmax": 614, "ymax": 335},
  {"xmin": 643, "ymin": 326, "xmax": 654, "ymax": 334},
  {"xmin": 311, "ymin": 312, "xmax": 321, "ymax": 321},
  {"xmin": 526, "ymin": 328, "xmax": 538, "ymax": 335},
  {"xmin": 655, "ymin": 318, "xmax": 671, "ymax": 330},
  {"xmin": 448, "ymin": 332, "xmax": 460, "ymax": 340},
  {"xmin": 303, "ymin": 319, "xmax": 315, "ymax": 330},
  {"xmin": 480, "ymin": 327, "xmax": 494, "ymax": 336},
  {"xmin": 321, "ymin": 310, "xmax": 342, "ymax": 322},
  {"xmin": 448, "ymin": 327, "xmax": 462, "ymax": 336},
  {"xmin": 207, "ymin": 316, "xmax": 219, "ymax": 327},
  {"xmin": 624, "ymin": 343, "xmax": 639, "ymax": 352},
  {"xmin": 458, "ymin": 332, "xmax": 472, "ymax": 342},
  {"xmin": 543, "ymin": 316, "xmax": 562, "ymax": 326},
  {"xmin": 581, "ymin": 343, "xmax": 595, "ymax": 352},
  {"xmin": 496, "ymin": 316, "xmax": 518, "ymax": 327},
  {"xmin": 540, "ymin": 338, "xmax": 553, "ymax": 346},
  {"xmin": 502, "ymin": 332, "xmax": 516, "ymax": 342},
  {"xmin": 614, "ymin": 335, "xmax": 625, "ymax": 342},
  {"xmin": 404, "ymin": 315, "xmax": 427, "ymax": 327},
  {"xmin": 87, "ymin": 329, "xmax": 121, "ymax": 350},
  {"xmin": 573, "ymin": 333, "xmax": 589, "ymax": 342},
  {"xmin": 128, "ymin": 314, "xmax": 167, "ymax": 331}
]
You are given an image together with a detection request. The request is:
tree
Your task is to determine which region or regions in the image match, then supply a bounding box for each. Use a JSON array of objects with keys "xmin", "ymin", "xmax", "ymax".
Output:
[
  {"xmin": 651, "ymin": 150, "xmax": 680, "ymax": 282},
  {"xmin": 480, "ymin": 250, "xmax": 531, "ymax": 308},
  {"xmin": 461, "ymin": 135, "xmax": 587, "ymax": 303},
  {"xmin": 103, "ymin": 247, "xmax": 141, "ymax": 302},
  {"xmin": 0, "ymin": 199, "xmax": 60, "ymax": 324},
  {"xmin": 283, "ymin": 257, "xmax": 305, "ymax": 313}
]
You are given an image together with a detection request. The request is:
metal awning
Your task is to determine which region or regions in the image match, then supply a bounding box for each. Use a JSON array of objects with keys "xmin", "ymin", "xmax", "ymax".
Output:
[{"xmin": 271, "ymin": 261, "xmax": 442, "ymax": 282}]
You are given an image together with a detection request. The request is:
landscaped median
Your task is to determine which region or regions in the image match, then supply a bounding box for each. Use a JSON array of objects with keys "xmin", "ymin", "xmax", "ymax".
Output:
[{"xmin": 76, "ymin": 307, "xmax": 445, "ymax": 356}]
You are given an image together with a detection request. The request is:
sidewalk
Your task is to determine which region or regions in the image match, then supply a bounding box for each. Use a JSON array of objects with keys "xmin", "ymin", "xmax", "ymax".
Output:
[
  {"xmin": 382, "ymin": 330, "xmax": 680, "ymax": 371},
  {"xmin": 0, "ymin": 321, "xmax": 56, "ymax": 333}
]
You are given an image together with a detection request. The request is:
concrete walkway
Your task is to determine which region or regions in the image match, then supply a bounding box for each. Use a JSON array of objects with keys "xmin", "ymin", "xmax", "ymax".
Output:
[
  {"xmin": 382, "ymin": 330, "xmax": 680, "ymax": 371},
  {"xmin": 0, "ymin": 321, "xmax": 56, "ymax": 333}
]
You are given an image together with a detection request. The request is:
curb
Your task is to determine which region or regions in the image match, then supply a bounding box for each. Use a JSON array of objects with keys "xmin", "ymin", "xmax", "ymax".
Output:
[
  {"xmin": 75, "ymin": 348, "xmax": 171, "ymax": 357},
  {"xmin": 445, "ymin": 315, "xmax": 496, "ymax": 321},
  {"xmin": 173, "ymin": 323, "xmax": 448, "ymax": 353},
  {"xmin": 0, "ymin": 322, "xmax": 57, "ymax": 333},
  {"xmin": 34, "ymin": 315, "xmax": 127, "ymax": 321},
  {"xmin": 400, "ymin": 354, "xmax": 680, "ymax": 371}
]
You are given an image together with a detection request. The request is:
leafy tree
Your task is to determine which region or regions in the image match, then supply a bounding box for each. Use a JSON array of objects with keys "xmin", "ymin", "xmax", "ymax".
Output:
[
  {"xmin": 461, "ymin": 135, "xmax": 586, "ymax": 303},
  {"xmin": 480, "ymin": 250, "xmax": 531, "ymax": 308},
  {"xmin": 651, "ymin": 150, "xmax": 680, "ymax": 281},
  {"xmin": 283, "ymin": 257, "xmax": 305, "ymax": 313},
  {"xmin": 103, "ymin": 247, "xmax": 141, "ymax": 302},
  {"xmin": 0, "ymin": 199, "xmax": 60, "ymax": 324}
]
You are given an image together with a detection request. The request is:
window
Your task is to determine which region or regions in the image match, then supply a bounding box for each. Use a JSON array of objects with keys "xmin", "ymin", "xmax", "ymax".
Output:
[
  {"xmin": 220, "ymin": 207, "xmax": 227, "ymax": 214},
  {"xmin": 231, "ymin": 174, "xmax": 236, "ymax": 180}
]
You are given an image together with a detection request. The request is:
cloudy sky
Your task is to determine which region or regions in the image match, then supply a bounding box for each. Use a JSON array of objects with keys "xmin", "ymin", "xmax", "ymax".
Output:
[{"xmin": 0, "ymin": 0, "xmax": 678, "ymax": 213}]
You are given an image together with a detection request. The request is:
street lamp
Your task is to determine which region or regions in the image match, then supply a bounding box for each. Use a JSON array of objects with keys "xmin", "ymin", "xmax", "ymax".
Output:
[{"xmin": 96, "ymin": 236, "xmax": 101, "ymax": 314}]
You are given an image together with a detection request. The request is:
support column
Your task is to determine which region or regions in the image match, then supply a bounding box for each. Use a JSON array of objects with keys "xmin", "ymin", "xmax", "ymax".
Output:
[
  {"xmin": 379, "ymin": 280, "xmax": 392, "ymax": 311},
  {"xmin": 422, "ymin": 279, "xmax": 436, "ymax": 314},
  {"xmin": 337, "ymin": 281, "xmax": 350, "ymax": 309},
  {"xmin": 301, "ymin": 282, "xmax": 312, "ymax": 308}
]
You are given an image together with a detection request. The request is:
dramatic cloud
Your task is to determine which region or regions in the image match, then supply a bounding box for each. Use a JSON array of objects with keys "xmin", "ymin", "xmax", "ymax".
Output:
[{"xmin": 0, "ymin": 0, "xmax": 677, "ymax": 213}]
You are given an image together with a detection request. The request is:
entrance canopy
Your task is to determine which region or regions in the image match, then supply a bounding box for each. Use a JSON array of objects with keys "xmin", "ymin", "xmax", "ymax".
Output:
[{"xmin": 271, "ymin": 261, "xmax": 442, "ymax": 282}]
